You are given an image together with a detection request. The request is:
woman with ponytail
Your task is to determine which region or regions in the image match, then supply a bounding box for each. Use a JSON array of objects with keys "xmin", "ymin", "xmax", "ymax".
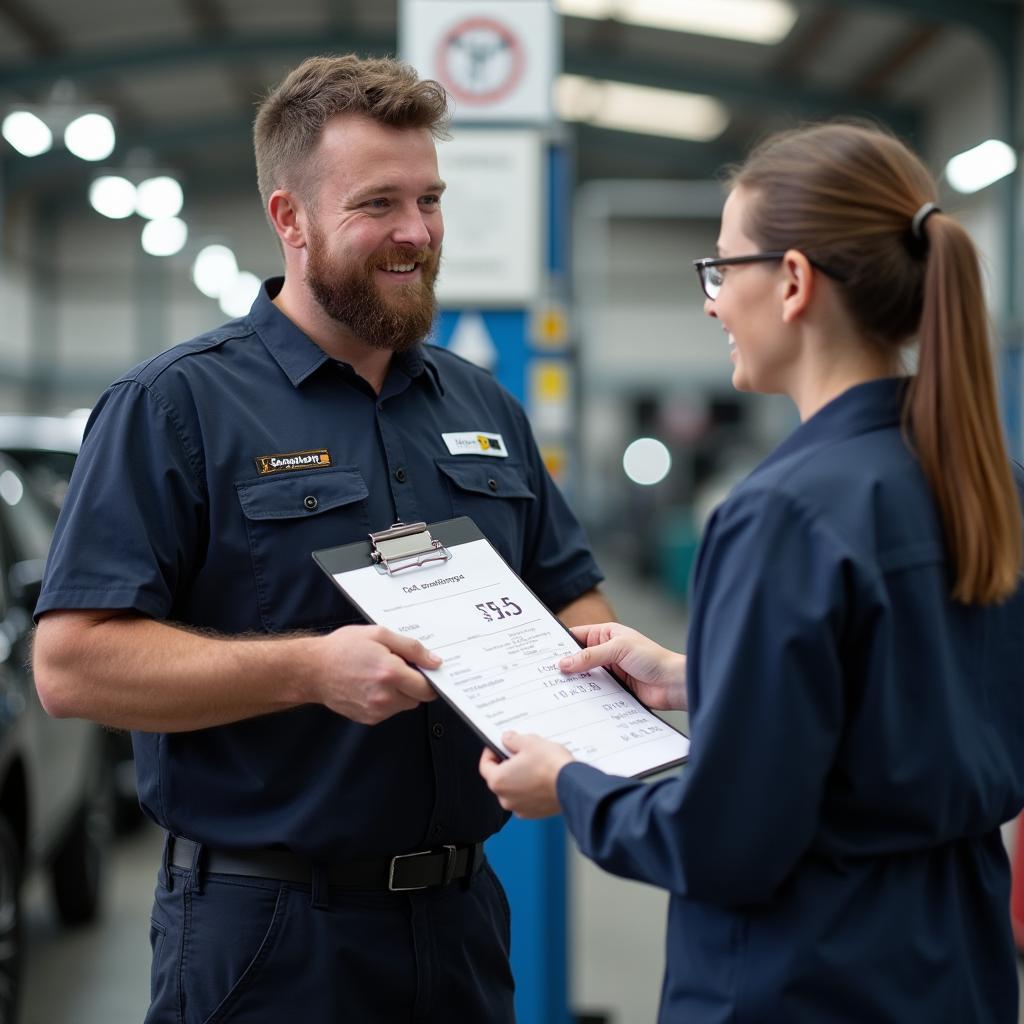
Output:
[{"xmin": 480, "ymin": 122, "xmax": 1024, "ymax": 1022}]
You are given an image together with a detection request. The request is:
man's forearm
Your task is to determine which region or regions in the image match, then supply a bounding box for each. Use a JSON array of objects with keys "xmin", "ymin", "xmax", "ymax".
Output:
[
  {"xmin": 34, "ymin": 611, "xmax": 312, "ymax": 733},
  {"xmin": 556, "ymin": 587, "xmax": 615, "ymax": 628}
]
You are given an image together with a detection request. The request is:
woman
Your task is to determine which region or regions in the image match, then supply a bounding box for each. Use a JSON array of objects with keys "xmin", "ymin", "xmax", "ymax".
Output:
[{"xmin": 479, "ymin": 123, "xmax": 1024, "ymax": 1022}]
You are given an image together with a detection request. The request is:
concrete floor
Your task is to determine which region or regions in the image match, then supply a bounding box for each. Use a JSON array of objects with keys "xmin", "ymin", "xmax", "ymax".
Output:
[
  {"xmin": 17, "ymin": 553, "xmax": 1024, "ymax": 1022},
  {"xmin": 23, "ymin": 823, "xmax": 155, "ymax": 1022}
]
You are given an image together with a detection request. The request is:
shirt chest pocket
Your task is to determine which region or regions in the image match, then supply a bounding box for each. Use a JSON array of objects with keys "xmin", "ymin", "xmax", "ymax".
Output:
[
  {"xmin": 235, "ymin": 467, "xmax": 370, "ymax": 633},
  {"xmin": 435, "ymin": 458, "xmax": 535, "ymax": 570}
]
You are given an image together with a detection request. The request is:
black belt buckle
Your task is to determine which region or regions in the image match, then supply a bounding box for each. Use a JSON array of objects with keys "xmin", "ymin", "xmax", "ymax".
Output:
[{"xmin": 388, "ymin": 845, "xmax": 456, "ymax": 892}]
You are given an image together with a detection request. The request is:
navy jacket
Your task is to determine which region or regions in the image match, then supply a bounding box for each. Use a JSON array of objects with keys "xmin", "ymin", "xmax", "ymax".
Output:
[
  {"xmin": 38, "ymin": 278, "xmax": 603, "ymax": 860},
  {"xmin": 558, "ymin": 378, "xmax": 1024, "ymax": 1023}
]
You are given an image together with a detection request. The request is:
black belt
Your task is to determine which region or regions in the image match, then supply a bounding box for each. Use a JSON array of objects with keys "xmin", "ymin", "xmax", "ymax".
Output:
[{"xmin": 169, "ymin": 835, "xmax": 484, "ymax": 892}]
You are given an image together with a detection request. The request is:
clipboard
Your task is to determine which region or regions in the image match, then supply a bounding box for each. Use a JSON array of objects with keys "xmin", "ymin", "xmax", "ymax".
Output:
[{"xmin": 314, "ymin": 517, "xmax": 689, "ymax": 779}]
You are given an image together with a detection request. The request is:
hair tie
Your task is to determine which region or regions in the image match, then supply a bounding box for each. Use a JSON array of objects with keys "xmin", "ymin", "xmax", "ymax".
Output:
[{"xmin": 911, "ymin": 202, "xmax": 941, "ymax": 241}]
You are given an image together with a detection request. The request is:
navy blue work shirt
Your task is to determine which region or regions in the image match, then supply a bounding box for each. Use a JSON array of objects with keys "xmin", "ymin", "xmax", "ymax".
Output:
[
  {"xmin": 38, "ymin": 277, "xmax": 603, "ymax": 861},
  {"xmin": 557, "ymin": 378, "xmax": 1024, "ymax": 1023}
]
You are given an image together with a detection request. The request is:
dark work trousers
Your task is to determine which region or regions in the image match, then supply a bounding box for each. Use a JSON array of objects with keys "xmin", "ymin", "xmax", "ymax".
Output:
[{"xmin": 144, "ymin": 848, "xmax": 515, "ymax": 1024}]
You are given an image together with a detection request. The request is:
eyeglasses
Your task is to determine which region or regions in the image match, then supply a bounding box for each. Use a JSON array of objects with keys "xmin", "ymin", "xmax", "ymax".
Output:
[{"xmin": 693, "ymin": 252, "xmax": 846, "ymax": 301}]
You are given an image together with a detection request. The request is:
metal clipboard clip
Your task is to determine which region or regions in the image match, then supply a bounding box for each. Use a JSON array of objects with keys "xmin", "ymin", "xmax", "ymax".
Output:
[{"xmin": 368, "ymin": 522, "xmax": 452, "ymax": 576}]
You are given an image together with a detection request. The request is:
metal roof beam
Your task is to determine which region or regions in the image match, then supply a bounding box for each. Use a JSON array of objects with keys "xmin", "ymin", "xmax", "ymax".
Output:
[
  {"xmin": 0, "ymin": 31, "xmax": 394, "ymax": 91},
  {"xmin": 0, "ymin": 0, "xmax": 63, "ymax": 57},
  {"xmin": 825, "ymin": 0, "xmax": 1016, "ymax": 64},
  {"xmin": 0, "ymin": 29, "xmax": 920, "ymax": 137},
  {"xmin": 770, "ymin": 6, "xmax": 847, "ymax": 80},
  {"xmin": 854, "ymin": 24, "xmax": 944, "ymax": 98},
  {"xmin": 176, "ymin": 0, "xmax": 266, "ymax": 112}
]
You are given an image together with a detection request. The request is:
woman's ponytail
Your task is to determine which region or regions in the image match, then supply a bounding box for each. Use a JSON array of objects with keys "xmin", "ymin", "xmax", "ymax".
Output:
[{"xmin": 909, "ymin": 213, "xmax": 1022, "ymax": 604}]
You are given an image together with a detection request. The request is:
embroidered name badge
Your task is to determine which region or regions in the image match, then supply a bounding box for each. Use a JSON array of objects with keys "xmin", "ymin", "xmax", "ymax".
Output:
[
  {"xmin": 254, "ymin": 448, "xmax": 333, "ymax": 475},
  {"xmin": 441, "ymin": 432, "xmax": 509, "ymax": 458}
]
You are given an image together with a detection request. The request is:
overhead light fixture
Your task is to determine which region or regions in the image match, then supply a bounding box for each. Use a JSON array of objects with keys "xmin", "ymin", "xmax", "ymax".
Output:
[
  {"xmin": 64, "ymin": 112, "xmax": 116, "ymax": 161},
  {"xmin": 3, "ymin": 85, "xmax": 118, "ymax": 162},
  {"xmin": 89, "ymin": 175, "xmax": 137, "ymax": 219},
  {"xmin": 556, "ymin": 0, "xmax": 797, "ymax": 45},
  {"xmin": 219, "ymin": 271, "xmax": 261, "ymax": 318},
  {"xmin": 1, "ymin": 110, "xmax": 53, "ymax": 157},
  {"xmin": 192, "ymin": 244, "xmax": 239, "ymax": 299},
  {"xmin": 135, "ymin": 175, "xmax": 184, "ymax": 220},
  {"xmin": 141, "ymin": 217, "xmax": 188, "ymax": 257},
  {"xmin": 945, "ymin": 139, "xmax": 1017, "ymax": 194},
  {"xmin": 622, "ymin": 437, "xmax": 671, "ymax": 486},
  {"xmin": 0, "ymin": 470, "xmax": 24, "ymax": 508},
  {"xmin": 557, "ymin": 74, "xmax": 728, "ymax": 141}
]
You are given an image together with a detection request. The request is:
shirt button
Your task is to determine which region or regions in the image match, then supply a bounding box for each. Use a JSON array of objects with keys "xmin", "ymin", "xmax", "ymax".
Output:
[
  {"xmin": 394, "ymin": 467, "xmax": 407, "ymax": 483},
  {"xmin": 487, "ymin": 478, "xmax": 498, "ymax": 492},
  {"xmin": 303, "ymin": 495, "xmax": 318, "ymax": 510},
  {"xmin": 432, "ymin": 723, "xmax": 445, "ymax": 738},
  {"xmin": 432, "ymin": 824, "xmax": 443, "ymax": 837}
]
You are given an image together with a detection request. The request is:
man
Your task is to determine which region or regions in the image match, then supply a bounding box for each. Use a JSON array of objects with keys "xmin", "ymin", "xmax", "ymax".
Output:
[{"xmin": 33, "ymin": 55, "xmax": 609, "ymax": 1023}]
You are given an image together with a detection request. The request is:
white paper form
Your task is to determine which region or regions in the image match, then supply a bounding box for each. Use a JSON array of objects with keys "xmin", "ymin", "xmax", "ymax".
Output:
[{"xmin": 333, "ymin": 538, "xmax": 689, "ymax": 778}]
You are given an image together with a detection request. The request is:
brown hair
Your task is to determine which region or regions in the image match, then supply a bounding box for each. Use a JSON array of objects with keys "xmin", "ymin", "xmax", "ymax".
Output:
[
  {"xmin": 253, "ymin": 54, "xmax": 450, "ymax": 212},
  {"xmin": 731, "ymin": 121, "xmax": 1022, "ymax": 604}
]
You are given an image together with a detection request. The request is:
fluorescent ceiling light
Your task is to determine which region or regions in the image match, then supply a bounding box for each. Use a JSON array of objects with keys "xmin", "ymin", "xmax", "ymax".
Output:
[
  {"xmin": 89, "ymin": 175, "xmax": 137, "ymax": 219},
  {"xmin": 2, "ymin": 110, "xmax": 53, "ymax": 157},
  {"xmin": 557, "ymin": 74, "xmax": 728, "ymax": 141},
  {"xmin": 64, "ymin": 112, "xmax": 116, "ymax": 161},
  {"xmin": 141, "ymin": 217, "xmax": 188, "ymax": 257},
  {"xmin": 219, "ymin": 271, "xmax": 261, "ymax": 318},
  {"xmin": 623, "ymin": 437, "xmax": 671, "ymax": 486},
  {"xmin": 193, "ymin": 244, "xmax": 239, "ymax": 299},
  {"xmin": 945, "ymin": 139, "xmax": 1017, "ymax": 194},
  {"xmin": 136, "ymin": 175, "xmax": 184, "ymax": 220},
  {"xmin": 556, "ymin": 0, "xmax": 797, "ymax": 45}
]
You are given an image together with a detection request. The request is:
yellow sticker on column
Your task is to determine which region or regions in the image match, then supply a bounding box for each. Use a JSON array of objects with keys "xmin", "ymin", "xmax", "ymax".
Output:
[
  {"xmin": 530, "ymin": 303, "xmax": 569, "ymax": 349},
  {"xmin": 532, "ymin": 361, "xmax": 569, "ymax": 402},
  {"xmin": 540, "ymin": 444, "xmax": 567, "ymax": 482},
  {"xmin": 530, "ymin": 360, "xmax": 572, "ymax": 435}
]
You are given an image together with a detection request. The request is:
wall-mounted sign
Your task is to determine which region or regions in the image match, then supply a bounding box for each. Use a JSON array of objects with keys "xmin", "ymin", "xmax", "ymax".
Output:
[
  {"xmin": 401, "ymin": 0, "xmax": 557, "ymax": 124},
  {"xmin": 434, "ymin": 130, "xmax": 542, "ymax": 306}
]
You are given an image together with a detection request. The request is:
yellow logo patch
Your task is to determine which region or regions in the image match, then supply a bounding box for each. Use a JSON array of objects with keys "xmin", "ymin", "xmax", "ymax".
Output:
[
  {"xmin": 255, "ymin": 448, "xmax": 332, "ymax": 475},
  {"xmin": 476, "ymin": 435, "xmax": 491, "ymax": 451}
]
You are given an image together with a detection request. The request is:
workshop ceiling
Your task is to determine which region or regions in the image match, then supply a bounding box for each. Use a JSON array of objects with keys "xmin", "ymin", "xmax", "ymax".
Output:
[{"xmin": 0, "ymin": 0, "xmax": 1019, "ymax": 206}]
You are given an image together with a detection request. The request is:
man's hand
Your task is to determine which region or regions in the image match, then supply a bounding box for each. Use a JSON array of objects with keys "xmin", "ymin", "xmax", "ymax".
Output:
[
  {"xmin": 479, "ymin": 731, "xmax": 574, "ymax": 819},
  {"xmin": 558, "ymin": 623, "xmax": 687, "ymax": 711},
  {"xmin": 311, "ymin": 624, "xmax": 440, "ymax": 725}
]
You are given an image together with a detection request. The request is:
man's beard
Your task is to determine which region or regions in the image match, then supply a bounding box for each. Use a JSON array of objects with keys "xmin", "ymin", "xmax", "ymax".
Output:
[{"xmin": 305, "ymin": 226, "xmax": 440, "ymax": 353}]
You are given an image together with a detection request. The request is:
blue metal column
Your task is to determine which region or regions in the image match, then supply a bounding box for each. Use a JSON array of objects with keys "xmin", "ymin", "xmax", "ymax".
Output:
[
  {"xmin": 486, "ymin": 816, "xmax": 571, "ymax": 1024},
  {"xmin": 432, "ymin": 138, "xmax": 576, "ymax": 1024}
]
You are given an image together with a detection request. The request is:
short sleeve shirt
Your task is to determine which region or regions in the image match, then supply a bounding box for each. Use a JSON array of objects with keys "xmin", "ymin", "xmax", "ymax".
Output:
[{"xmin": 38, "ymin": 278, "xmax": 604, "ymax": 859}]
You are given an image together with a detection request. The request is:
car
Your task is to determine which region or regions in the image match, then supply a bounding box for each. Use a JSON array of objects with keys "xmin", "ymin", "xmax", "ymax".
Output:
[
  {"xmin": 0, "ymin": 452, "xmax": 116, "ymax": 1021},
  {"xmin": 0, "ymin": 413, "xmax": 86, "ymax": 512},
  {"xmin": 0, "ymin": 414, "xmax": 140, "ymax": 832}
]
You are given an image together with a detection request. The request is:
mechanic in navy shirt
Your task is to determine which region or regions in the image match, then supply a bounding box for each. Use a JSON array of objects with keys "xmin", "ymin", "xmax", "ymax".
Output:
[
  {"xmin": 481, "ymin": 123, "xmax": 1024, "ymax": 1023},
  {"xmin": 34, "ymin": 55, "xmax": 609, "ymax": 1024}
]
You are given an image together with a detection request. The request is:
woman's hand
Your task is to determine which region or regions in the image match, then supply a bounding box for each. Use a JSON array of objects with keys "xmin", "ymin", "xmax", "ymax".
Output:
[
  {"xmin": 558, "ymin": 623, "xmax": 687, "ymax": 711},
  {"xmin": 479, "ymin": 732, "xmax": 575, "ymax": 819}
]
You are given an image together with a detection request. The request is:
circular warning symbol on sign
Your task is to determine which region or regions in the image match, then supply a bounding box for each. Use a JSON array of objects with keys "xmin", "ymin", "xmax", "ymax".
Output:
[{"xmin": 435, "ymin": 17, "xmax": 525, "ymax": 106}]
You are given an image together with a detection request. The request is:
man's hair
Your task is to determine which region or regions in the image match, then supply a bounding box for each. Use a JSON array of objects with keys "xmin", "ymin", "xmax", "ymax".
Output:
[{"xmin": 253, "ymin": 54, "xmax": 450, "ymax": 211}]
